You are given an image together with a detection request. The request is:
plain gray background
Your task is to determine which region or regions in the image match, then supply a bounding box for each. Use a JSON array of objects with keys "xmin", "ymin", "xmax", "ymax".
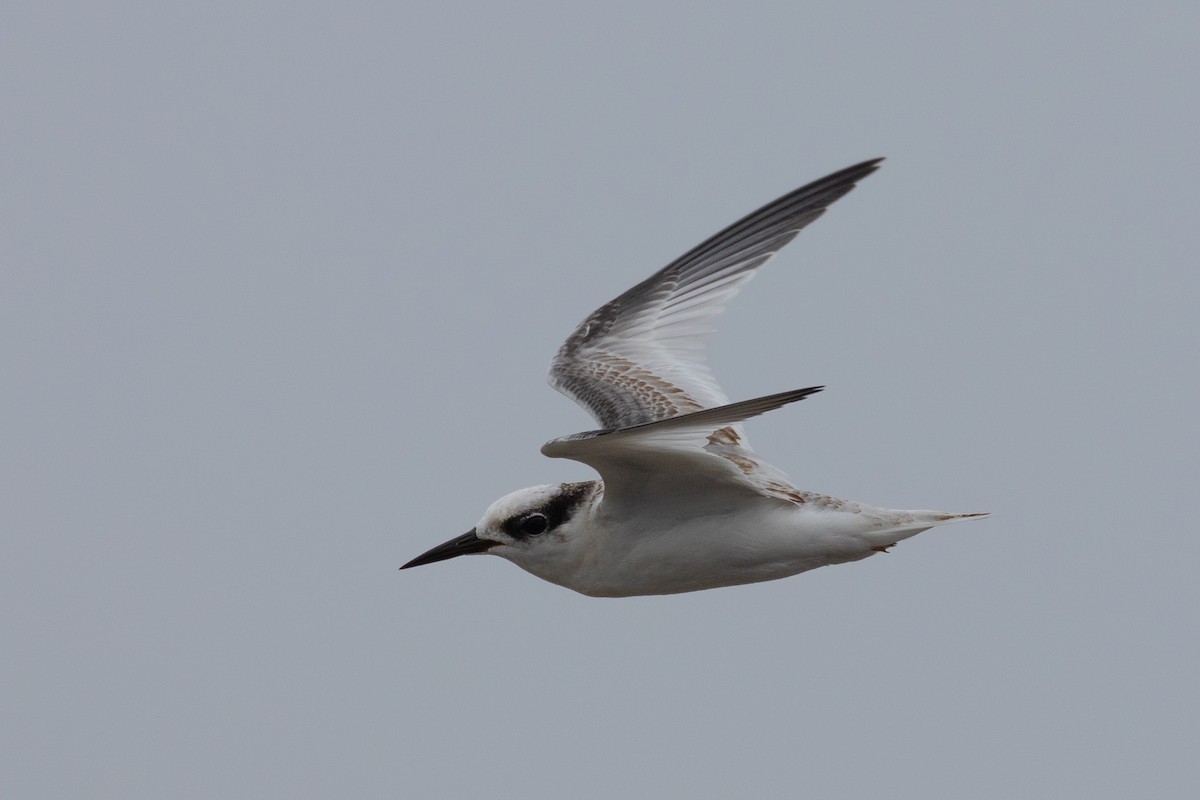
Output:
[{"xmin": 4, "ymin": 2, "xmax": 1198, "ymax": 797}]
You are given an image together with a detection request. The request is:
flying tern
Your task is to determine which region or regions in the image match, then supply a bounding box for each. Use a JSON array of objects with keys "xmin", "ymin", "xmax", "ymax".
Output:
[{"xmin": 402, "ymin": 159, "xmax": 987, "ymax": 596}]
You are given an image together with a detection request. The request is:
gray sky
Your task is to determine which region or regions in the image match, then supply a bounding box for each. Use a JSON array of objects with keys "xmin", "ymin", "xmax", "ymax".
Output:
[{"xmin": 4, "ymin": 2, "xmax": 1198, "ymax": 798}]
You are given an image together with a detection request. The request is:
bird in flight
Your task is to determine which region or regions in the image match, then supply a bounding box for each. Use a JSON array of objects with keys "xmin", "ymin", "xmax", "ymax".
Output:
[{"xmin": 402, "ymin": 159, "xmax": 987, "ymax": 596}]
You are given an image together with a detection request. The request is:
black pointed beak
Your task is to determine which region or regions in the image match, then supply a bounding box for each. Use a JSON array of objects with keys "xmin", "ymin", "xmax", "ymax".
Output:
[{"xmin": 400, "ymin": 529, "xmax": 497, "ymax": 570}]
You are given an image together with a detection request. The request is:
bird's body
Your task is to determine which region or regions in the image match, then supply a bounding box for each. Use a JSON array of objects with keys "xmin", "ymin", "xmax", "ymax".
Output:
[
  {"xmin": 489, "ymin": 481, "xmax": 981, "ymax": 597},
  {"xmin": 403, "ymin": 159, "xmax": 987, "ymax": 596}
]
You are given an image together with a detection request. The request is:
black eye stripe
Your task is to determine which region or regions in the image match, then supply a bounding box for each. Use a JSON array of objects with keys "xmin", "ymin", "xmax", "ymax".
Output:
[{"xmin": 502, "ymin": 482, "xmax": 597, "ymax": 540}]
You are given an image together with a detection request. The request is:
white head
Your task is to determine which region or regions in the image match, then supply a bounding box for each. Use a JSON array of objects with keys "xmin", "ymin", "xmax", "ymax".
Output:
[{"xmin": 401, "ymin": 481, "xmax": 599, "ymax": 584}]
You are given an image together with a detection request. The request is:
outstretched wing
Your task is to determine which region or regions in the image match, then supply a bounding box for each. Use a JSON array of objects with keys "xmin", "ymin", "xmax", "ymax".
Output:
[
  {"xmin": 548, "ymin": 159, "xmax": 882, "ymax": 430},
  {"xmin": 541, "ymin": 387, "xmax": 823, "ymax": 515}
]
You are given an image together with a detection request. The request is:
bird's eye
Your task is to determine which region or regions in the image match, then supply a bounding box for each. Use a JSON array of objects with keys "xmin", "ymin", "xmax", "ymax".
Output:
[{"xmin": 519, "ymin": 513, "xmax": 549, "ymax": 536}]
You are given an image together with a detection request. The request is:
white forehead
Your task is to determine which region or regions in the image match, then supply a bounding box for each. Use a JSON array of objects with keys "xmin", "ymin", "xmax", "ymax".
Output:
[{"xmin": 480, "ymin": 484, "xmax": 562, "ymax": 526}]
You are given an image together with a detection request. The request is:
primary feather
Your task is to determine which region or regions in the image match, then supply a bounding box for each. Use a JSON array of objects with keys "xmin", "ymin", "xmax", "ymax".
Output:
[{"xmin": 548, "ymin": 158, "xmax": 882, "ymax": 429}]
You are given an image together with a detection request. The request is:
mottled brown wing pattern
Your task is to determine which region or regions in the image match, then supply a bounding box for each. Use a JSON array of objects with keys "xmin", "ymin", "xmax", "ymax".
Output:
[{"xmin": 548, "ymin": 159, "xmax": 883, "ymax": 430}]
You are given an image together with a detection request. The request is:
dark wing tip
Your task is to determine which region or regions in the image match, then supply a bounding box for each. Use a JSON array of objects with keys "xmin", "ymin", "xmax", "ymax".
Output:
[
  {"xmin": 548, "ymin": 385, "xmax": 826, "ymax": 445},
  {"xmin": 836, "ymin": 156, "xmax": 886, "ymax": 176},
  {"xmin": 661, "ymin": 158, "xmax": 884, "ymax": 281}
]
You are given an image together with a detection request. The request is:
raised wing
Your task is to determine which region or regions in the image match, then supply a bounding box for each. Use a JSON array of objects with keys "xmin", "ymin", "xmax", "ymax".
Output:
[
  {"xmin": 548, "ymin": 159, "xmax": 882, "ymax": 430},
  {"xmin": 541, "ymin": 387, "xmax": 823, "ymax": 515}
]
